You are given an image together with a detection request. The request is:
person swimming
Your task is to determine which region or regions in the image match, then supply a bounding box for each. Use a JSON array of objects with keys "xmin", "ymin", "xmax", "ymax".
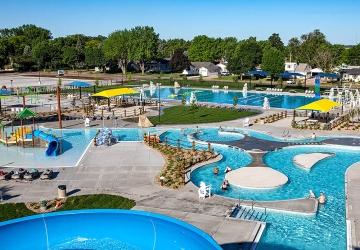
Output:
[
  {"xmin": 221, "ymin": 179, "xmax": 229, "ymax": 190},
  {"xmin": 318, "ymin": 192, "xmax": 326, "ymax": 204}
]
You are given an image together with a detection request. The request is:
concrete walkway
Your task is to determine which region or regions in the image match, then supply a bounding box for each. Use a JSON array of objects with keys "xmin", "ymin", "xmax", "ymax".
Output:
[
  {"xmin": 346, "ymin": 161, "xmax": 360, "ymax": 249},
  {"xmin": 293, "ymin": 153, "xmax": 333, "ymax": 170}
]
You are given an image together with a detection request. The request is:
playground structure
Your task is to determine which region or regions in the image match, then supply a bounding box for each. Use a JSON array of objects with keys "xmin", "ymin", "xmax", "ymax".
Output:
[{"xmin": 0, "ymin": 126, "xmax": 60, "ymax": 156}]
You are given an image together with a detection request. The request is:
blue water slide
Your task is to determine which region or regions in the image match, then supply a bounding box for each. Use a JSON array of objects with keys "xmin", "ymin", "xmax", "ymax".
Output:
[{"xmin": 33, "ymin": 130, "xmax": 59, "ymax": 156}]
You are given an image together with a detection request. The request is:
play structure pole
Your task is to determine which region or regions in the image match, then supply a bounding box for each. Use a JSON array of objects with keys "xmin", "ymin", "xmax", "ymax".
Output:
[{"xmin": 56, "ymin": 85, "xmax": 63, "ymax": 129}]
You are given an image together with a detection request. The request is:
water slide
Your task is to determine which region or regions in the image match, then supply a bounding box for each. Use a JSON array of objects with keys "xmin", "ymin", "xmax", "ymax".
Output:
[{"xmin": 33, "ymin": 130, "xmax": 60, "ymax": 156}]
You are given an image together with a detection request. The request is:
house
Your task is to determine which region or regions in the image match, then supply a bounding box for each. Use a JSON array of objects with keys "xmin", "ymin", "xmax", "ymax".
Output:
[
  {"xmin": 341, "ymin": 68, "xmax": 360, "ymax": 83},
  {"xmin": 191, "ymin": 62, "xmax": 221, "ymax": 77},
  {"xmin": 284, "ymin": 62, "xmax": 312, "ymax": 78},
  {"xmin": 182, "ymin": 64, "xmax": 199, "ymax": 76},
  {"xmin": 146, "ymin": 59, "xmax": 171, "ymax": 73},
  {"xmin": 216, "ymin": 62, "xmax": 229, "ymax": 75}
]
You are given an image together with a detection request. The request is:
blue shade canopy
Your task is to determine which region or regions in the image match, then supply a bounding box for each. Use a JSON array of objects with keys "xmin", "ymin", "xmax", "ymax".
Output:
[
  {"xmin": 317, "ymin": 72, "xmax": 339, "ymax": 79},
  {"xmin": 0, "ymin": 89, "xmax": 12, "ymax": 95},
  {"xmin": 248, "ymin": 70, "xmax": 268, "ymax": 77},
  {"xmin": 66, "ymin": 81, "xmax": 92, "ymax": 88},
  {"xmin": 279, "ymin": 71, "xmax": 304, "ymax": 78}
]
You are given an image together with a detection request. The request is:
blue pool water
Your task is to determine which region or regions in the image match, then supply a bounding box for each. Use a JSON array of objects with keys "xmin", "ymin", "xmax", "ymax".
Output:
[
  {"xmin": 145, "ymin": 87, "xmax": 318, "ymax": 109},
  {"xmin": 0, "ymin": 128, "xmax": 149, "ymax": 168},
  {"xmin": 0, "ymin": 209, "xmax": 221, "ymax": 250},
  {"xmin": 160, "ymin": 128, "xmax": 360, "ymax": 249},
  {"xmin": 195, "ymin": 128, "xmax": 245, "ymax": 142}
]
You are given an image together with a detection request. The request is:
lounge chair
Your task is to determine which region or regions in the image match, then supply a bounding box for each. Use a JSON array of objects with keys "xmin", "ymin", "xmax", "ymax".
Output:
[
  {"xmin": 0, "ymin": 171, "xmax": 7, "ymax": 180},
  {"xmin": 23, "ymin": 169, "xmax": 39, "ymax": 181},
  {"xmin": 40, "ymin": 169, "xmax": 54, "ymax": 180}
]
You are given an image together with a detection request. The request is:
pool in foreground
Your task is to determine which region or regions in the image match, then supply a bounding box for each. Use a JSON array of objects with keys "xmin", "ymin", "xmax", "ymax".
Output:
[{"xmin": 0, "ymin": 209, "xmax": 221, "ymax": 250}]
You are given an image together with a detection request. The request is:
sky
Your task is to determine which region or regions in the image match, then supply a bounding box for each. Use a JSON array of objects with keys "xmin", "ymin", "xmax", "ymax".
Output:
[{"xmin": 0, "ymin": 0, "xmax": 359, "ymax": 45}]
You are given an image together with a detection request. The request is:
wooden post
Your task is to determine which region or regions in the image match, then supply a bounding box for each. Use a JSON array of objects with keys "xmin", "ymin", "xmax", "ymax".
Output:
[
  {"xmin": 22, "ymin": 95, "xmax": 26, "ymax": 108},
  {"xmin": 165, "ymin": 137, "xmax": 168, "ymax": 147},
  {"xmin": 5, "ymin": 132, "xmax": 8, "ymax": 146},
  {"xmin": 32, "ymin": 128, "xmax": 35, "ymax": 147},
  {"xmin": 208, "ymin": 142, "xmax": 211, "ymax": 152},
  {"xmin": 124, "ymin": 110, "xmax": 127, "ymax": 117},
  {"xmin": 177, "ymin": 139, "xmax": 180, "ymax": 150},
  {"xmin": 192, "ymin": 141, "xmax": 195, "ymax": 151}
]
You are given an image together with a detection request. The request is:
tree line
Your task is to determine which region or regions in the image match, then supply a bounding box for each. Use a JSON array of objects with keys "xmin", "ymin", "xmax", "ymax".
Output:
[{"xmin": 0, "ymin": 24, "xmax": 359, "ymax": 76}]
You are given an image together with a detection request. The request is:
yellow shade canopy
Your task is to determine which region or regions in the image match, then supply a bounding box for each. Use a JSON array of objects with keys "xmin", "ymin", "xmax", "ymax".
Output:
[
  {"xmin": 92, "ymin": 88, "xmax": 139, "ymax": 98},
  {"xmin": 296, "ymin": 99, "xmax": 340, "ymax": 112}
]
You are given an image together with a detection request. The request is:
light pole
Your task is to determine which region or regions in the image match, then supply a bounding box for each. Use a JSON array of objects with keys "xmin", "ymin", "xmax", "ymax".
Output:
[{"xmin": 158, "ymin": 83, "xmax": 161, "ymax": 123}]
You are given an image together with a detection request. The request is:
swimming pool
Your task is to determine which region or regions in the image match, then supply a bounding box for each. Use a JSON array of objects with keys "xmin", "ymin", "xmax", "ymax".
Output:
[
  {"xmin": 0, "ymin": 128, "xmax": 152, "ymax": 168},
  {"xmin": 180, "ymin": 129, "xmax": 360, "ymax": 249},
  {"xmin": 145, "ymin": 87, "xmax": 318, "ymax": 109},
  {"xmin": 0, "ymin": 209, "xmax": 221, "ymax": 250}
]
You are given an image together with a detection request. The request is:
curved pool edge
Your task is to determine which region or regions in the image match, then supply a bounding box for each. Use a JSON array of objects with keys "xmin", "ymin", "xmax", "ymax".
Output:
[{"xmin": 0, "ymin": 209, "xmax": 222, "ymax": 250}]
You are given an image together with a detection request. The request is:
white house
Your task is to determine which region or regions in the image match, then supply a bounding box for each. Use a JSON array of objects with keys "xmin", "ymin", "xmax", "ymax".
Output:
[
  {"xmin": 216, "ymin": 62, "xmax": 229, "ymax": 74},
  {"xmin": 342, "ymin": 68, "xmax": 360, "ymax": 83},
  {"xmin": 284, "ymin": 62, "xmax": 312, "ymax": 78},
  {"xmin": 192, "ymin": 62, "xmax": 221, "ymax": 77}
]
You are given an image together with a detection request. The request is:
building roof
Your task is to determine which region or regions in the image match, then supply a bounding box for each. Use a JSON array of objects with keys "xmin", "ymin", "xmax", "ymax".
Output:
[
  {"xmin": 342, "ymin": 68, "xmax": 360, "ymax": 75},
  {"xmin": 295, "ymin": 63, "xmax": 311, "ymax": 73},
  {"xmin": 191, "ymin": 62, "xmax": 220, "ymax": 73}
]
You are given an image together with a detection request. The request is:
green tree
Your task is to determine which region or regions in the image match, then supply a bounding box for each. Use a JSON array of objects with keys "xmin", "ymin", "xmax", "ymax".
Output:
[
  {"xmin": 299, "ymin": 29, "xmax": 329, "ymax": 67},
  {"xmin": 313, "ymin": 45, "xmax": 334, "ymax": 72},
  {"xmin": 103, "ymin": 29, "xmax": 131, "ymax": 74},
  {"xmin": 169, "ymin": 49, "xmax": 190, "ymax": 72},
  {"xmin": 129, "ymin": 26, "xmax": 159, "ymax": 75},
  {"xmin": 286, "ymin": 37, "xmax": 301, "ymax": 61},
  {"xmin": 268, "ymin": 33, "xmax": 284, "ymax": 51},
  {"xmin": 63, "ymin": 47, "xmax": 78, "ymax": 70},
  {"xmin": 85, "ymin": 47, "xmax": 105, "ymax": 69},
  {"xmin": 0, "ymin": 38, "xmax": 9, "ymax": 68},
  {"xmin": 348, "ymin": 44, "xmax": 360, "ymax": 65},
  {"xmin": 188, "ymin": 35, "xmax": 219, "ymax": 61},
  {"xmin": 158, "ymin": 38, "xmax": 190, "ymax": 58},
  {"xmin": 227, "ymin": 38, "xmax": 262, "ymax": 78},
  {"xmin": 32, "ymin": 40, "xmax": 52, "ymax": 69},
  {"xmin": 261, "ymin": 46, "xmax": 284, "ymax": 85}
]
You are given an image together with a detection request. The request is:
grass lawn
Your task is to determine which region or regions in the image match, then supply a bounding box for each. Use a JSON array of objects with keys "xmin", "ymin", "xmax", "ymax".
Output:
[
  {"xmin": 149, "ymin": 105, "xmax": 259, "ymax": 125},
  {"xmin": 0, "ymin": 194, "xmax": 135, "ymax": 222}
]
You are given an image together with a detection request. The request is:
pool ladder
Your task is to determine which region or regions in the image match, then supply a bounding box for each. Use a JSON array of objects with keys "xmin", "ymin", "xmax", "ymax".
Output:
[{"xmin": 231, "ymin": 201, "xmax": 268, "ymax": 222}]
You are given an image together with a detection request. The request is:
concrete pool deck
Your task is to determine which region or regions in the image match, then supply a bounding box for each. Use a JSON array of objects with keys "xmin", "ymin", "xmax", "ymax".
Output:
[
  {"xmin": 293, "ymin": 153, "xmax": 334, "ymax": 170},
  {"xmin": 345, "ymin": 161, "xmax": 360, "ymax": 249}
]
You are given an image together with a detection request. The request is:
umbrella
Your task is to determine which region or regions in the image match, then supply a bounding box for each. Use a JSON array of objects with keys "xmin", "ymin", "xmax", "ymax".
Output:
[
  {"xmin": 248, "ymin": 70, "xmax": 268, "ymax": 77},
  {"xmin": 296, "ymin": 99, "xmax": 340, "ymax": 113},
  {"xmin": 317, "ymin": 72, "xmax": 339, "ymax": 79},
  {"xmin": 66, "ymin": 81, "xmax": 92, "ymax": 99},
  {"xmin": 279, "ymin": 71, "xmax": 304, "ymax": 78},
  {"xmin": 92, "ymin": 88, "xmax": 139, "ymax": 110}
]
